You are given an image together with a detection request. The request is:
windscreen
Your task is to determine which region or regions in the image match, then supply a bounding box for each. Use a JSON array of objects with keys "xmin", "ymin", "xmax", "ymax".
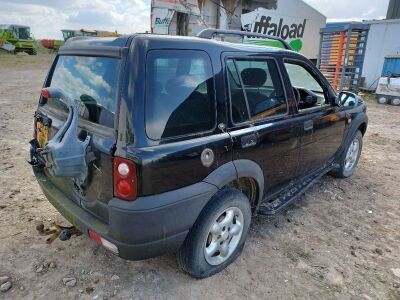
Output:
[
  {"xmin": 48, "ymin": 55, "xmax": 120, "ymax": 128},
  {"xmin": 16, "ymin": 27, "xmax": 30, "ymax": 39}
]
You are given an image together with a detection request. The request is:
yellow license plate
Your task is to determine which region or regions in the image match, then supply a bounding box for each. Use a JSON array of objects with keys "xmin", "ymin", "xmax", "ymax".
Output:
[{"xmin": 36, "ymin": 122, "xmax": 49, "ymax": 148}]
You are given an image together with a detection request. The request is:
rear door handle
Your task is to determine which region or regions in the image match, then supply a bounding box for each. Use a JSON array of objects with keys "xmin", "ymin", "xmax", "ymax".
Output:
[
  {"xmin": 241, "ymin": 133, "xmax": 257, "ymax": 149},
  {"xmin": 304, "ymin": 120, "xmax": 314, "ymax": 131}
]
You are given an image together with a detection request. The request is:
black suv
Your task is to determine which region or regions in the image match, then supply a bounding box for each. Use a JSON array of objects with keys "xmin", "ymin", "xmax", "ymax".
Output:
[{"xmin": 29, "ymin": 30, "xmax": 368, "ymax": 278}]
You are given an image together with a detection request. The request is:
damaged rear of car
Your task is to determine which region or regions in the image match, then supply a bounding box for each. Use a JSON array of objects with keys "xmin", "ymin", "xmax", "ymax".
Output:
[
  {"xmin": 29, "ymin": 35, "xmax": 211, "ymax": 262},
  {"xmin": 30, "ymin": 37, "xmax": 129, "ymax": 255}
]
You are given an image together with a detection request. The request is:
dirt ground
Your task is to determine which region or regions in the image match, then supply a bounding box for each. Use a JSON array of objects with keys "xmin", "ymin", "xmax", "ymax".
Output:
[{"xmin": 0, "ymin": 53, "xmax": 399, "ymax": 300}]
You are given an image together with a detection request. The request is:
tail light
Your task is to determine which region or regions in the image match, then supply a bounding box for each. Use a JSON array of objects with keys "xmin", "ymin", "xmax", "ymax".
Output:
[
  {"xmin": 113, "ymin": 157, "xmax": 138, "ymax": 201},
  {"xmin": 41, "ymin": 88, "xmax": 51, "ymax": 99}
]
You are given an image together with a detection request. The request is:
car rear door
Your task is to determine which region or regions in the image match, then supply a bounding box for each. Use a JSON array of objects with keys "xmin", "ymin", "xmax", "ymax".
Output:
[
  {"xmin": 34, "ymin": 53, "xmax": 123, "ymax": 222},
  {"xmin": 223, "ymin": 53, "xmax": 302, "ymax": 194},
  {"xmin": 283, "ymin": 58, "xmax": 348, "ymax": 175},
  {"xmin": 121, "ymin": 48, "xmax": 233, "ymax": 197}
]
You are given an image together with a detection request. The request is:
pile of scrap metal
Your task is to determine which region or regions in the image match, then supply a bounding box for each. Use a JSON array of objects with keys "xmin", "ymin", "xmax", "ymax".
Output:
[
  {"xmin": 36, "ymin": 222, "xmax": 81, "ymax": 244},
  {"xmin": 0, "ymin": 24, "xmax": 36, "ymax": 55}
]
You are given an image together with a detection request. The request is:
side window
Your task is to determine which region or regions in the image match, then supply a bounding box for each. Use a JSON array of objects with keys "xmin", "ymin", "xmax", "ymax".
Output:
[
  {"xmin": 146, "ymin": 50, "xmax": 215, "ymax": 140},
  {"xmin": 284, "ymin": 62, "xmax": 329, "ymax": 110},
  {"xmin": 227, "ymin": 58, "xmax": 287, "ymax": 124}
]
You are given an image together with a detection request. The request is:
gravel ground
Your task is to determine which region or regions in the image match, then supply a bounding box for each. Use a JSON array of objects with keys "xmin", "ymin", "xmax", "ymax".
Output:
[{"xmin": 0, "ymin": 53, "xmax": 399, "ymax": 300}]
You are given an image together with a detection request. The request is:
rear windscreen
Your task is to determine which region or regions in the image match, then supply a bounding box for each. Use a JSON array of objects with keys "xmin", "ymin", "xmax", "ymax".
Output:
[{"xmin": 48, "ymin": 55, "xmax": 120, "ymax": 128}]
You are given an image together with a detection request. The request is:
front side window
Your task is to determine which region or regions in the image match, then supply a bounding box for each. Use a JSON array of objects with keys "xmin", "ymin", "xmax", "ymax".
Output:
[
  {"xmin": 227, "ymin": 58, "xmax": 287, "ymax": 124},
  {"xmin": 146, "ymin": 50, "xmax": 215, "ymax": 140},
  {"xmin": 284, "ymin": 62, "xmax": 329, "ymax": 110}
]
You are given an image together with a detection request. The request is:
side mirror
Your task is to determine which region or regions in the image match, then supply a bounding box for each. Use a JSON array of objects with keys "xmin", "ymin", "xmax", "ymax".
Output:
[{"xmin": 335, "ymin": 91, "xmax": 358, "ymax": 107}]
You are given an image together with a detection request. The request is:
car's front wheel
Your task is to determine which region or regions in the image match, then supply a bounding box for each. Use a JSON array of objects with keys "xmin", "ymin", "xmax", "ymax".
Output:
[
  {"xmin": 331, "ymin": 130, "xmax": 363, "ymax": 178},
  {"xmin": 176, "ymin": 188, "xmax": 252, "ymax": 278}
]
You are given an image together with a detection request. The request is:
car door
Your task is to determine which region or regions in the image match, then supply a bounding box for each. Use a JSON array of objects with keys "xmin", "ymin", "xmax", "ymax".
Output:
[
  {"xmin": 224, "ymin": 54, "xmax": 302, "ymax": 194},
  {"xmin": 132, "ymin": 48, "xmax": 234, "ymax": 196},
  {"xmin": 283, "ymin": 58, "xmax": 349, "ymax": 175}
]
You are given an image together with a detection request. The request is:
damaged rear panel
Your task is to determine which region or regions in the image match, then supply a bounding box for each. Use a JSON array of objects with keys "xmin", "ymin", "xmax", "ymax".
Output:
[{"xmin": 31, "ymin": 38, "xmax": 130, "ymax": 223}]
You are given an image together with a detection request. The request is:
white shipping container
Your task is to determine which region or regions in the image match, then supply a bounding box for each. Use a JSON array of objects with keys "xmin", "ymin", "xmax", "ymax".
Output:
[{"xmin": 362, "ymin": 19, "xmax": 400, "ymax": 89}]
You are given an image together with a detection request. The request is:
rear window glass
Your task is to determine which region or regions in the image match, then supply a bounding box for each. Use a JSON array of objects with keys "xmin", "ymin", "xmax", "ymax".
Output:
[
  {"xmin": 146, "ymin": 50, "xmax": 215, "ymax": 140},
  {"xmin": 48, "ymin": 56, "xmax": 120, "ymax": 128}
]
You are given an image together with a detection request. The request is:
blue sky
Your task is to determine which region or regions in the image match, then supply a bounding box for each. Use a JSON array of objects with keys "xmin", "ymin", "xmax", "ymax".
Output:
[{"xmin": 0, "ymin": 0, "xmax": 390, "ymax": 39}]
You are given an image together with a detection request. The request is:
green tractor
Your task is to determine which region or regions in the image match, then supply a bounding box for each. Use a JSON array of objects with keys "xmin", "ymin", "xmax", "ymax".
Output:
[{"xmin": 0, "ymin": 24, "xmax": 37, "ymax": 55}]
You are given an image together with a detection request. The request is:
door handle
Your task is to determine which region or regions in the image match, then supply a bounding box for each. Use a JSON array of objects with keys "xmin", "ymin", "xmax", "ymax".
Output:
[
  {"xmin": 241, "ymin": 133, "xmax": 257, "ymax": 149},
  {"xmin": 304, "ymin": 120, "xmax": 314, "ymax": 131}
]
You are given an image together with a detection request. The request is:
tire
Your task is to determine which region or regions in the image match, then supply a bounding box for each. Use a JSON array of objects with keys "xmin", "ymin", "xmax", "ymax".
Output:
[
  {"xmin": 376, "ymin": 95, "xmax": 388, "ymax": 104},
  {"xmin": 29, "ymin": 48, "xmax": 37, "ymax": 55},
  {"xmin": 331, "ymin": 130, "xmax": 363, "ymax": 178},
  {"xmin": 391, "ymin": 98, "xmax": 400, "ymax": 106},
  {"xmin": 176, "ymin": 188, "xmax": 252, "ymax": 278}
]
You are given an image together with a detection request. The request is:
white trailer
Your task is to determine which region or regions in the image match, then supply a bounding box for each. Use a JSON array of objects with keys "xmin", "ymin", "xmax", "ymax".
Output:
[{"xmin": 375, "ymin": 76, "xmax": 400, "ymax": 105}]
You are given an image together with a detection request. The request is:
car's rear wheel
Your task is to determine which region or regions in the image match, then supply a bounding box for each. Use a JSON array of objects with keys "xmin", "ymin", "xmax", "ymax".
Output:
[
  {"xmin": 331, "ymin": 130, "xmax": 363, "ymax": 178},
  {"xmin": 176, "ymin": 188, "xmax": 251, "ymax": 278}
]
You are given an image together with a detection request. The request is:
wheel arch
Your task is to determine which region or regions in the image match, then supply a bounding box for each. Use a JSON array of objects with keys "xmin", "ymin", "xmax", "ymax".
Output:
[
  {"xmin": 337, "ymin": 112, "xmax": 368, "ymax": 159},
  {"xmin": 358, "ymin": 122, "xmax": 367, "ymax": 136},
  {"xmin": 202, "ymin": 160, "xmax": 264, "ymax": 212}
]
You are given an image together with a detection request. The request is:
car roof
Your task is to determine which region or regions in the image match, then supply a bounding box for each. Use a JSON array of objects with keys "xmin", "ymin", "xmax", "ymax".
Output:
[
  {"xmin": 58, "ymin": 33, "xmax": 301, "ymax": 58},
  {"xmin": 134, "ymin": 33, "xmax": 294, "ymax": 54}
]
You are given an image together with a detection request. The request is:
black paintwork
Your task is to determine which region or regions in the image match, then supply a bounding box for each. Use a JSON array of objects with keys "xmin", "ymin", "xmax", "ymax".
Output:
[
  {"xmin": 32, "ymin": 33, "xmax": 368, "ymax": 260},
  {"xmin": 112, "ymin": 34, "xmax": 366, "ymax": 202}
]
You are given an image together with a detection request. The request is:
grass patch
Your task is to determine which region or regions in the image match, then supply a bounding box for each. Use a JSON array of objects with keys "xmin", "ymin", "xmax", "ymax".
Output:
[{"xmin": 0, "ymin": 50, "xmax": 54, "ymax": 68}]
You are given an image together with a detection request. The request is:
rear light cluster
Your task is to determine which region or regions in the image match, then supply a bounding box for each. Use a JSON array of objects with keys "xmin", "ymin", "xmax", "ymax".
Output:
[
  {"xmin": 113, "ymin": 157, "xmax": 138, "ymax": 201},
  {"xmin": 41, "ymin": 88, "xmax": 51, "ymax": 99},
  {"xmin": 88, "ymin": 230, "xmax": 118, "ymax": 254}
]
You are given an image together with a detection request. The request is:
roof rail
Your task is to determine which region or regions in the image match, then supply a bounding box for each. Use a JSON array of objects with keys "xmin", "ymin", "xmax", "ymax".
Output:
[{"xmin": 196, "ymin": 29, "xmax": 292, "ymax": 50}]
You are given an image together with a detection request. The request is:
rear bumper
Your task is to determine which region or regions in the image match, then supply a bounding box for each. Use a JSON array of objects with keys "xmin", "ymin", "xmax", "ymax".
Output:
[{"xmin": 34, "ymin": 169, "xmax": 217, "ymax": 260}]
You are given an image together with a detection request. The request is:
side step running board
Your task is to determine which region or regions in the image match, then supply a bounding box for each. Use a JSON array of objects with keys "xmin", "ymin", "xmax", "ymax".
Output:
[{"xmin": 258, "ymin": 165, "xmax": 333, "ymax": 216}]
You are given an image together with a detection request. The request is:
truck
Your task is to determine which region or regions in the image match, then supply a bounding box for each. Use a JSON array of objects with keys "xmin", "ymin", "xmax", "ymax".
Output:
[
  {"xmin": 0, "ymin": 24, "xmax": 36, "ymax": 55},
  {"xmin": 61, "ymin": 29, "xmax": 121, "ymax": 41},
  {"xmin": 40, "ymin": 29, "xmax": 122, "ymax": 52}
]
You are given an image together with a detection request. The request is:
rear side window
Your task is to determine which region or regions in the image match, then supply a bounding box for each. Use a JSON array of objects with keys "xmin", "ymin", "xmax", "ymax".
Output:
[
  {"xmin": 227, "ymin": 58, "xmax": 287, "ymax": 124},
  {"xmin": 48, "ymin": 56, "xmax": 120, "ymax": 128},
  {"xmin": 146, "ymin": 50, "xmax": 215, "ymax": 140}
]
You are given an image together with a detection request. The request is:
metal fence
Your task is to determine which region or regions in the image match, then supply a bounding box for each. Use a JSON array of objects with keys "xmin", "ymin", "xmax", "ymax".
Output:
[{"xmin": 317, "ymin": 23, "xmax": 370, "ymax": 93}]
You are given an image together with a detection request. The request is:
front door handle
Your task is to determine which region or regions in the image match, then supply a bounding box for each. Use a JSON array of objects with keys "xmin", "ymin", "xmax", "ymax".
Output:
[{"xmin": 304, "ymin": 120, "xmax": 314, "ymax": 131}]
